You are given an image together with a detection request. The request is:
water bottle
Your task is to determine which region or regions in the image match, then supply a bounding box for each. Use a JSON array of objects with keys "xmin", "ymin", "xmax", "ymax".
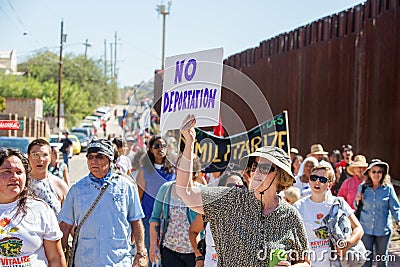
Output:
[{"xmin": 269, "ymin": 249, "xmax": 287, "ymax": 267}]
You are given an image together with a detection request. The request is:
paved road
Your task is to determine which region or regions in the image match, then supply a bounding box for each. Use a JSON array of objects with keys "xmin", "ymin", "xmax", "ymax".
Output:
[{"xmin": 68, "ymin": 104, "xmax": 132, "ymax": 184}]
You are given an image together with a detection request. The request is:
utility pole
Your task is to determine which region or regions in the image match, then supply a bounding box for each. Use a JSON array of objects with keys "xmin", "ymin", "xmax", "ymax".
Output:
[
  {"xmin": 114, "ymin": 32, "xmax": 117, "ymax": 79},
  {"xmin": 110, "ymin": 43, "xmax": 114, "ymax": 81},
  {"xmin": 104, "ymin": 39, "xmax": 107, "ymax": 79},
  {"xmin": 83, "ymin": 38, "xmax": 92, "ymax": 58},
  {"xmin": 157, "ymin": 2, "xmax": 171, "ymax": 70},
  {"xmin": 57, "ymin": 19, "xmax": 67, "ymax": 128}
]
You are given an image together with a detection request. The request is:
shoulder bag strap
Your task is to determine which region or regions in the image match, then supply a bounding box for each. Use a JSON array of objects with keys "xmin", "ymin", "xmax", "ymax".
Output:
[
  {"xmin": 67, "ymin": 183, "xmax": 110, "ymax": 267},
  {"xmin": 361, "ymin": 183, "xmax": 367, "ymax": 194},
  {"xmin": 158, "ymin": 183, "xmax": 173, "ymax": 246},
  {"xmin": 357, "ymin": 184, "xmax": 368, "ymax": 208}
]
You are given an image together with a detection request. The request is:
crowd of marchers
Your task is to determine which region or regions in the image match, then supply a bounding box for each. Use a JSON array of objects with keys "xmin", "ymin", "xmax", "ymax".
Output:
[{"xmin": 0, "ymin": 114, "xmax": 399, "ymax": 267}]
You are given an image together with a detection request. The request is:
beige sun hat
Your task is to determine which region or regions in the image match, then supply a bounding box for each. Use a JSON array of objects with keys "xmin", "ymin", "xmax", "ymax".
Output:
[
  {"xmin": 363, "ymin": 159, "xmax": 389, "ymax": 176},
  {"xmin": 240, "ymin": 146, "xmax": 295, "ymax": 181},
  {"xmin": 309, "ymin": 144, "xmax": 329, "ymax": 155},
  {"xmin": 347, "ymin": 155, "xmax": 368, "ymax": 176}
]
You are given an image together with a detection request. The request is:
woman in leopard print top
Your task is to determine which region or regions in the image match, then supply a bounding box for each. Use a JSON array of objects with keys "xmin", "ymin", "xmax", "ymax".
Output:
[{"xmin": 176, "ymin": 115, "xmax": 310, "ymax": 267}]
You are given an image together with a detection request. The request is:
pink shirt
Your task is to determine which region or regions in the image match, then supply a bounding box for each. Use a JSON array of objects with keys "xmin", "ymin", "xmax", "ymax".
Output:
[{"xmin": 338, "ymin": 175, "xmax": 363, "ymax": 209}]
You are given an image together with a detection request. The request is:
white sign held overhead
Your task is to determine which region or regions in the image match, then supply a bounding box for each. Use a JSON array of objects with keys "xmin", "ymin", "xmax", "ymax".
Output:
[{"xmin": 160, "ymin": 47, "xmax": 224, "ymax": 131}]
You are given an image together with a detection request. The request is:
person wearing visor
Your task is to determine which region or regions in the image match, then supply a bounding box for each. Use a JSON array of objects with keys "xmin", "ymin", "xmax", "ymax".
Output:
[
  {"xmin": 58, "ymin": 139, "xmax": 147, "ymax": 267},
  {"xmin": 176, "ymin": 115, "xmax": 310, "ymax": 267},
  {"xmin": 294, "ymin": 165, "xmax": 364, "ymax": 267}
]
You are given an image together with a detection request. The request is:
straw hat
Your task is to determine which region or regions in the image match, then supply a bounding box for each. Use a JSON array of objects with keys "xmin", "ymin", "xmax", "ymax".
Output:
[
  {"xmin": 309, "ymin": 144, "xmax": 328, "ymax": 155},
  {"xmin": 241, "ymin": 146, "xmax": 294, "ymax": 181},
  {"xmin": 347, "ymin": 155, "xmax": 368, "ymax": 176},
  {"xmin": 363, "ymin": 159, "xmax": 389, "ymax": 176}
]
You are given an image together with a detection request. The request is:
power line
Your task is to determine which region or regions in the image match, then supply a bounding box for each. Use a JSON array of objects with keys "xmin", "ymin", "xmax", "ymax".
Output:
[
  {"xmin": 0, "ymin": 5, "xmax": 24, "ymax": 33},
  {"xmin": 7, "ymin": 0, "xmax": 26, "ymax": 29}
]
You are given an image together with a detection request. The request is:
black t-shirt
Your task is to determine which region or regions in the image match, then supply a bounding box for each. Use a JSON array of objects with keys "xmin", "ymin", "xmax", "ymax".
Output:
[{"xmin": 61, "ymin": 138, "xmax": 73, "ymax": 153}]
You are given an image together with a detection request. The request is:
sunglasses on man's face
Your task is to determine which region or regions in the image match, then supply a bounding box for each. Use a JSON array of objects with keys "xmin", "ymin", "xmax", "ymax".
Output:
[
  {"xmin": 310, "ymin": 175, "xmax": 329, "ymax": 183},
  {"xmin": 87, "ymin": 154, "xmax": 106, "ymax": 160},
  {"xmin": 153, "ymin": 143, "xmax": 167, "ymax": 149},
  {"xmin": 254, "ymin": 163, "xmax": 275, "ymax": 175}
]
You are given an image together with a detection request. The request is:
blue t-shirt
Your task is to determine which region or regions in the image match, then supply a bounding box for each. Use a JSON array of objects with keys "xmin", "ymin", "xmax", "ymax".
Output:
[{"xmin": 58, "ymin": 171, "xmax": 144, "ymax": 266}]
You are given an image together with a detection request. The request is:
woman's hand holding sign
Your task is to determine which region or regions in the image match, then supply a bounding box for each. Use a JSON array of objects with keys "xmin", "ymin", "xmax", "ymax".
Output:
[
  {"xmin": 176, "ymin": 114, "xmax": 204, "ymax": 214},
  {"xmin": 180, "ymin": 114, "xmax": 196, "ymax": 143}
]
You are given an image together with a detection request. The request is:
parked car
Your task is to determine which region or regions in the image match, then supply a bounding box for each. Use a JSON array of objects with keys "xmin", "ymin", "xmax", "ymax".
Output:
[
  {"xmin": 71, "ymin": 127, "xmax": 94, "ymax": 139},
  {"xmin": 92, "ymin": 112, "xmax": 106, "ymax": 122},
  {"xmin": 80, "ymin": 120, "xmax": 97, "ymax": 129},
  {"xmin": 0, "ymin": 137, "xmax": 30, "ymax": 154},
  {"xmin": 96, "ymin": 106, "xmax": 111, "ymax": 121},
  {"xmin": 84, "ymin": 115, "xmax": 101, "ymax": 129},
  {"xmin": 73, "ymin": 132, "xmax": 88, "ymax": 152},
  {"xmin": 78, "ymin": 120, "xmax": 97, "ymax": 136},
  {"xmin": 68, "ymin": 134, "xmax": 81, "ymax": 154}
]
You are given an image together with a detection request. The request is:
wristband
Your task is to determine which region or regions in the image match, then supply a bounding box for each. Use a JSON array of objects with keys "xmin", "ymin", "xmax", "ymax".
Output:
[
  {"xmin": 195, "ymin": 255, "xmax": 205, "ymax": 262},
  {"xmin": 136, "ymin": 251, "xmax": 148, "ymax": 257}
]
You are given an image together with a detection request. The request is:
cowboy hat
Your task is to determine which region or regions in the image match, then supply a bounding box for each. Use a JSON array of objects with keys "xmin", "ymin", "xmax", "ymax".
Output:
[
  {"xmin": 347, "ymin": 155, "xmax": 368, "ymax": 176},
  {"xmin": 241, "ymin": 146, "xmax": 295, "ymax": 181},
  {"xmin": 310, "ymin": 144, "xmax": 328, "ymax": 155}
]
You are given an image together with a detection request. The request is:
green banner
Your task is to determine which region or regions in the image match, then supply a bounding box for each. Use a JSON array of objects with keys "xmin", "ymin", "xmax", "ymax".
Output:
[{"xmin": 180, "ymin": 111, "xmax": 290, "ymax": 173}]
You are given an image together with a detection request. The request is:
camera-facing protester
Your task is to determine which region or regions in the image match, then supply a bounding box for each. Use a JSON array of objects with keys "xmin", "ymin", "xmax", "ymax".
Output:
[
  {"xmin": 0, "ymin": 148, "xmax": 66, "ymax": 266},
  {"xmin": 58, "ymin": 139, "xmax": 147, "ymax": 266},
  {"xmin": 176, "ymin": 115, "xmax": 310, "ymax": 267}
]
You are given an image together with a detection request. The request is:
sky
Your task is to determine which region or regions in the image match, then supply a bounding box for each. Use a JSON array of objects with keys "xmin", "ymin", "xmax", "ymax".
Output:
[{"xmin": 0, "ymin": 0, "xmax": 366, "ymax": 87}]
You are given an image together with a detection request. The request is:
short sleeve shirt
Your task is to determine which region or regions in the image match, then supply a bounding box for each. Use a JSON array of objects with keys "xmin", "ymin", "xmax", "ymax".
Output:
[
  {"xmin": 293, "ymin": 195, "xmax": 353, "ymax": 267},
  {"xmin": 0, "ymin": 198, "xmax": 62, "ymax": 267},
  {"xmin": 201, "ymin": 187, "xmax": 309, "ymax": 267},
  {"xmin": 58, "ymin": 172, "xmax": 144, "ymax": 266}
]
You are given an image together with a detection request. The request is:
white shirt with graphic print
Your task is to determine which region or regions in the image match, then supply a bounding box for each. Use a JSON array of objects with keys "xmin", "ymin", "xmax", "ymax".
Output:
[
  {"xmin": 0, "ymin": 198, "xmax": 62, "ymax": 267},
  {"xmin": 293, "ymin": 195, "xmax": 353, "ymax": 267}
]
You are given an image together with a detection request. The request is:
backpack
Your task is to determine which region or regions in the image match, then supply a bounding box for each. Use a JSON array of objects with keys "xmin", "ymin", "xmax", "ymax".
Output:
[{"xmin": 323, "ymin": 198, "xmax": 367, "ymax": 267}]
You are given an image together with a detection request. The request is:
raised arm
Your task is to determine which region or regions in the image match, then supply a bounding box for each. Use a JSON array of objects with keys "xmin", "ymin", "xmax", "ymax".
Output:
[{"xmin": 175, "ymin": 115, "xmax": 204, "ymax": 214}]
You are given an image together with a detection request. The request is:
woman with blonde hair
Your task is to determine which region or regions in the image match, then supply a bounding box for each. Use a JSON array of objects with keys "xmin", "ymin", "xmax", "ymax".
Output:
[{"xmin": 294, "ymin": 165, "xmax": 364, "ymax": 267}]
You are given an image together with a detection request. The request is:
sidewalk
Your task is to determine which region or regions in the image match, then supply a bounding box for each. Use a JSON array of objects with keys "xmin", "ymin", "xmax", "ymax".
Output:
[{"xmin": 388, "ymin": 233, "xmax": 400, "ymax": 266}]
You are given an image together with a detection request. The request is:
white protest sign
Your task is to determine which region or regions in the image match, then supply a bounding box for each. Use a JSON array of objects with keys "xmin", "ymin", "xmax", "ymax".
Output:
[{"xmin": 160, "ymin": 47, "xmax": 223, "ymax": 131}]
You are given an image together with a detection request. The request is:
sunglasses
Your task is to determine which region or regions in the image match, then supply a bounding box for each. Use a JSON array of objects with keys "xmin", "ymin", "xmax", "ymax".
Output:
[
  {"xmin": 310, "ymin": 175, "xmax": 329, "ymax": 183},
  {"xmin": 30, "ymin": 152, "xmax": 50, "ymax": 160},
  {"xmin": 254, "ymin": 163, "xmax": 275, "ymax": 175},
  {"xmin": 153, "ymin": 143, "xmax": 167, "ymax": 149},
  {"xmin": 226, "ymin": 183, "xmax": 245, "ymax": 188},
  {"xmin": 371, "ymin": 170, "xmax": 383, "ymax": 174},
  {"xmin": 87, "ymin": 154, "xmax": 107, "ymax": 160}
]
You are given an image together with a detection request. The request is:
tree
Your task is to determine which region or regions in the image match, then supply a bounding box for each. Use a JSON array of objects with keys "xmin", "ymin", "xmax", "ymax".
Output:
[
  {"xmin": 0, "ymin": 97, "xmax": 5, "ymax": 112},
  {"xmin": 10, "ymin": 51, "xmax": 120, "ymax": 128}
]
